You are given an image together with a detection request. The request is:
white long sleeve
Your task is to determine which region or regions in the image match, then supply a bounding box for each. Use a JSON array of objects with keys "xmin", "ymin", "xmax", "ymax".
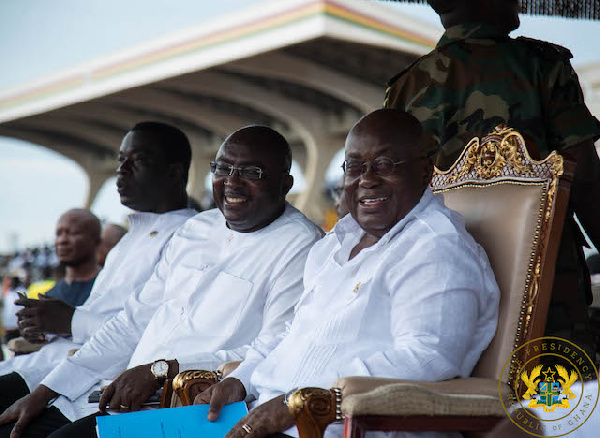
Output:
[
  {"xmin": 249, "ymin": 189, "xmax": 499, "ymax": 406},
  {"xmin": 0, "ymin": 209, "xmax": 194, "ymax": 390},
  {"xmin": 42, "ymin": 242, "xmax": 173, "ymax": 400},
  {"xmin": 45, "ymin": 204, "xmax": 323, "ymax": 422}
]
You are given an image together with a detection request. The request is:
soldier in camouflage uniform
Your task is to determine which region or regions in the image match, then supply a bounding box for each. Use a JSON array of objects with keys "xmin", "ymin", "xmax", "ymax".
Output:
[{"xmin": 385, "ymin": 0, "xmax": 600, "ymax": 357}]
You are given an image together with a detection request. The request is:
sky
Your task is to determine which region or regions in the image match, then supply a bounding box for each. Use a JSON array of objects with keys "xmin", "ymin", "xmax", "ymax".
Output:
[{"xmin": 1, "ymin": 0, "xmax": 600, "ymax": 253}]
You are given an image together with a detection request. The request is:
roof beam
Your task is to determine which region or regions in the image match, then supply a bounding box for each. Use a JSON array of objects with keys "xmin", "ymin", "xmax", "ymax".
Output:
[
  {"xmin": 7, "ymin": 115, "xmax": 123, "ymax": 154},
  {"xmin": 58, "ymin": 101, "xmax": 217, "ymax": 153},
  {"xmin": 223, "ymin": 52, "xmax": 381, "ymax": 113},
  {"xmin": 103, "ymin": 88, "xmax": 250, "ymax": 139},
  {"xmin": 160, "ymin": 70, "xmax": 343, "ymax": 220}
]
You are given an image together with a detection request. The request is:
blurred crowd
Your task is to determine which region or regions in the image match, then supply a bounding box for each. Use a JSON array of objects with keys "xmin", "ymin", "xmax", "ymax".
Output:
[
  {"xmin": 1, "ymin": 247, "xmax": 63, "ymax": 354},
  {"xmin": 0, "ymin": 247, "xmax": 61, "ymax": 285}
]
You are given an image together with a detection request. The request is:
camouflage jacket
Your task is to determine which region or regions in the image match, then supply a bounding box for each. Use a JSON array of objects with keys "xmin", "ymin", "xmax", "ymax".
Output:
[{"xmin": 385, "ymin": 22, "xmax": 600, "ymax": 170}]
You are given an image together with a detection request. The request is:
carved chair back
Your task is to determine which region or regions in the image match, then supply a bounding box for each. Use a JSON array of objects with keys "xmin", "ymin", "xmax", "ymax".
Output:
[{"xmin": 430, "ymin": 126, "xmax": 573, "ymax": 388}]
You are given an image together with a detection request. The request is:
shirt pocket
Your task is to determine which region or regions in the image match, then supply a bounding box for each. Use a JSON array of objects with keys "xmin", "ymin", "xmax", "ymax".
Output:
[{"xmin": 192, "ymin": 271, "xmax": 254, "ymax": 338}]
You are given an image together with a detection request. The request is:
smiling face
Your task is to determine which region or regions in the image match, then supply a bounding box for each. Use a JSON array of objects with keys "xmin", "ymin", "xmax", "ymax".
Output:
[
  {"xmin": 116, "ymin": 131, "xmax": 171, "ymax": 212},
  {"xmin": 212, "ymin": 127, "xmax": 293, "ymax": 233},
  {"xmin": 54, "ymin": 209, "xmax": 101, "ymax": 267},
  {"xmin": 344, "ymin": 110, "xmax": 431, "ymax": 239}
]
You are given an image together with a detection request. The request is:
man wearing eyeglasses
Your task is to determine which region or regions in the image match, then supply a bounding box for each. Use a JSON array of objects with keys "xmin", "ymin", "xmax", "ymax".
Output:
[
  {"xmin": 198, "ymin": 109, "xmax": 500, "ymax": 438},
  {"xmin": 0, "ymin": 126, "xmax": 323, "ymax": 438}
]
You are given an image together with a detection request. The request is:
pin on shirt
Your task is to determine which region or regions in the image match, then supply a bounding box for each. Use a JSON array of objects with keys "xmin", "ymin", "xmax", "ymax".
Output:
[
  {"xmin": 353, "ymin": 282, "xmax": 361, "ymax": 294},
  {"xmin": 149, "ymin": 231, "xmax": 158, "ymax": 237}
]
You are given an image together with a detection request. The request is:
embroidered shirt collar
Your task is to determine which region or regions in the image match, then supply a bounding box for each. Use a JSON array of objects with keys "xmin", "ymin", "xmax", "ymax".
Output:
[{"xmin": 437, "ymin": 22, "xmax": 510, "ymax": 48}]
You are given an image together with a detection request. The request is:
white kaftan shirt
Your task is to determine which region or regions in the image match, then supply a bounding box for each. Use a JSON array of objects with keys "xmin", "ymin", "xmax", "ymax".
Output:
[
  {"xmin": 230, "ymin": 189, "xmax": 500, "ymax": 438},
  {"xmin": 42, "ymin": 204, "xmax": 323, "ymax": 421},
  {"xmin": 0, "ymin": 209, "xmax": 195, "ymax": 390}
]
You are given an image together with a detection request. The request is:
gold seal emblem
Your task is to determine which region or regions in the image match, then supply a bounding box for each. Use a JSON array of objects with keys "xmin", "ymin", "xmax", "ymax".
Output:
[{"xmin": 500, "ymin": 337, "xmax": 599, "ymax": 437}]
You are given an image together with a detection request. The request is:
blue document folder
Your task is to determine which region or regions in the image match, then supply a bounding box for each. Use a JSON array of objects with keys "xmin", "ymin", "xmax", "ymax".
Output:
[{"xmin": 96, "ymin": 402, "xmax": 248, "ymax": 438}]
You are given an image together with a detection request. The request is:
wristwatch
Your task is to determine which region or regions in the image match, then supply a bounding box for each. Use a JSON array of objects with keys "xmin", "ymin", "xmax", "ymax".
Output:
[
  {"xmin": 150, "ymin": 359, "xmax": 169, "ymax": 385},
  {"xmin": 283, "ymin": 387, "xmax": 299, "ymax": 407}
]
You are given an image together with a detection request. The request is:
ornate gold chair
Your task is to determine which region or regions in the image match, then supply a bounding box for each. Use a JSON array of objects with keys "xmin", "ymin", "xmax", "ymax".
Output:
[
  {"xmin": 160, "ymin": 362, "xmax": 240, "ymax": 408},
  {"xmin": 285, "ymin": 126, "xmax": 574, "ymax": 438}
]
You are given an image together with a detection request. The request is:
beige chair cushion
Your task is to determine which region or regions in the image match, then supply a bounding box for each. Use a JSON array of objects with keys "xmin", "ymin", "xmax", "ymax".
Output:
[
  {"xmin": 334, "ymin": 377, "xmax": 506, "ymax": 399},
  {"xmin": 439, "ymin": 182, "xmax": 546, "ymax": 382},
  {"xmin": 338, "ymin": 378, "xmax": 507, "ymax": 417}
]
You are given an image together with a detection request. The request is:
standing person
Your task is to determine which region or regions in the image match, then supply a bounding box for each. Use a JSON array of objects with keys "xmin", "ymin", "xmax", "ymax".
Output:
[
  {"xmin": 0, "ymin": 121, "xmax": 197, "ymax": 426},
  {"xmin": 385, "ymin": 0, "xmax": 600, "ymax": 355},
  {"xmin": 0, "ymin": 126, "xmax": 324, "ymax": 438}
]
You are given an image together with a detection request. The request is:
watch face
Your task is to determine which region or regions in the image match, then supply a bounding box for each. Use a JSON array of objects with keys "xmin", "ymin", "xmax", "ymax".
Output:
[{"xmin": 152, "ymin": 360, "xmax": 169, "ymax": 377}]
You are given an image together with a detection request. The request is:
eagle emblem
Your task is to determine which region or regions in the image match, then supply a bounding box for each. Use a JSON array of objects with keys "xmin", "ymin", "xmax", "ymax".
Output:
[{"xmin": 521, "ymin": 365, "xmax": 578, "ymax": 412}]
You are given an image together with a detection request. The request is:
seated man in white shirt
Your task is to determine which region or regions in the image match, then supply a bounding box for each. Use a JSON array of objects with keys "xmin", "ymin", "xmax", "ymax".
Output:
[
  {"xmin": 0, "ymin": 121, "xmax": 197, "ymax": 436},
  {"xmin": 0, "ymin": 126, "xmax": 324, "ymax": 438},
  {"xmin": 198, "ymin": 109, "xmax": 500, "ymax": 438}
]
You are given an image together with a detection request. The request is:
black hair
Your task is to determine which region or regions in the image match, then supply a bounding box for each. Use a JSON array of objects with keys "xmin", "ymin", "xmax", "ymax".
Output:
[
  {"xmin": 131, "ymin": 121, "xmax": 192, "ymax": 183},
  {"xmin": 231, "ymin": 125, "xmax": 292, "ymax": 173}
]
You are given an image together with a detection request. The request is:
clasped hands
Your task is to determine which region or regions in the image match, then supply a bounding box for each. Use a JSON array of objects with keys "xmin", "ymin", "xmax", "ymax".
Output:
[
  {"xmin": 15, "ymin": 295, "xmax": 75, "ymax": 342},
  {"xmin": 195, "ymin": 378, "xmax": 295, "ymax": 438}
]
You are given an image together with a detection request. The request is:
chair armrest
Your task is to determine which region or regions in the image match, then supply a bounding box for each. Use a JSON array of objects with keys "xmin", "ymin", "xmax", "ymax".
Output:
[
  {"xmin": 334, "ymin": 376, "xmax": 505, "ymax": 399},
  {"xmin": 339, "ymin": 378, "xmax": 506, "ymax": 417},
  {"xmin": 162, "ymin": 362, "xmax": 242, "ymax": 408},
  {"xmin": 287, "ymin": 388, "xmax": 342, "ymax": 438},
  {"xmin": 172, "ymin": 370, "xmax": 221, "ymax": 406},
  {"xmin": 288, "ymin": 378, "xmax": 510, "ymax": 438}
]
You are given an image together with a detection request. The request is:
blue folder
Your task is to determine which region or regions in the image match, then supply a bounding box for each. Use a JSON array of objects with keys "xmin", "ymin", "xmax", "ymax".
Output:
[{"xmin": 96, "ymin": 402, "xmax": 248, "ymax": 438}]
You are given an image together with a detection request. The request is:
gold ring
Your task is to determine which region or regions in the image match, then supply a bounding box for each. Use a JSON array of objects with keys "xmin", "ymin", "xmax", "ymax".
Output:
[
  {"xmin": 120, "ymin": 405, "xmax": 130, "ymax": 410},
  {"xmin": 241, "ymin": 424, "xmax": 252, "ymax": 434}
]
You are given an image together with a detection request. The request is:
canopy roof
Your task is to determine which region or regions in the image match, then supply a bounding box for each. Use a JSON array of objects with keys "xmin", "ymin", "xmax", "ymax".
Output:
[
  {"xmin": 380, "ymin": 0, "xmax": 600, "ymax": 20},
  {"xmin": 0, "ymin": 0, "xmax": 440, "ymax": 220}
]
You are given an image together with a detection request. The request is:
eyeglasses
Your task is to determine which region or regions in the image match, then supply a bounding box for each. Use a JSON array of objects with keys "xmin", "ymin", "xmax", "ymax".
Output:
[
  {"xmin": 342, "ymin": 156, "xmax": 418, "ymax": 179},
  {"xmin": 210, "ymin": 162, "xmax": 265, "ymax": 180}
]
